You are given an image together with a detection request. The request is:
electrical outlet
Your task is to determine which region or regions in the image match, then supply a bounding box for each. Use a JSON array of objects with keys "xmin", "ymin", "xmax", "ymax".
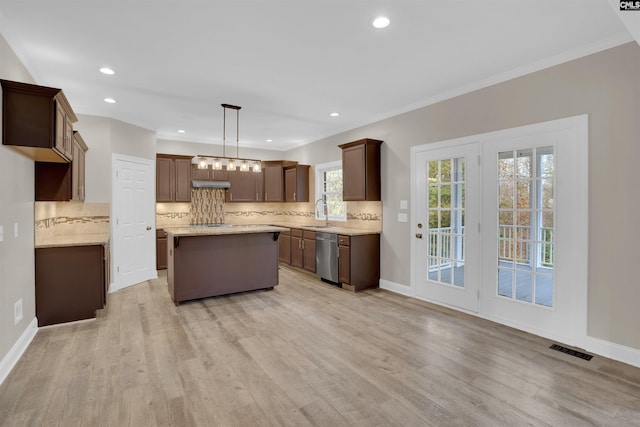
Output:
[
  {"xmin": 14, "ymin": 222, "xmax": 18, "ymax": 238},
  {"xmin": 14, "ymin": 299, "xmax": 23, "ymax": 325}
]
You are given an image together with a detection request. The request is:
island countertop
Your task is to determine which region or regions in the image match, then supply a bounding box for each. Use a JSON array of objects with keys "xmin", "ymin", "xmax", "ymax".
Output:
[{"xmin": 164, "ymin": 224, "xmax": 288, "ymax": 237}]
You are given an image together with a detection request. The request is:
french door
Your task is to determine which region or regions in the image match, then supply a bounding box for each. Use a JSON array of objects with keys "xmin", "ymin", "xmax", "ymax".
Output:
[
  {"xmin": 413, "ymin": 143, "xmax": 480, "ymax": 312},
  {"xmin": 480, "ymin": 118, "xmax": 588, "ymax": 345},
  {"xmin": 411, "ymin": 116, "xmax": 588, "ymax": 346}
]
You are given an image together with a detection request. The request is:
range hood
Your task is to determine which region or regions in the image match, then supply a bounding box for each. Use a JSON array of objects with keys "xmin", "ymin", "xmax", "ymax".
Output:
[{"xmin": 192, "ymin": 180, "xmax": 231, "ymax": 189}]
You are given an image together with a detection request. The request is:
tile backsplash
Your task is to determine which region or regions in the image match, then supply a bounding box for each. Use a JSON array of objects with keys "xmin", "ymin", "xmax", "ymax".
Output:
[
  {"xmin": 35, "ymin": 202, "xmax": 110, "ymax": 242},
  {"xmin": 157, "ymin": 197, "xmax": 382, "ymax": 231}
]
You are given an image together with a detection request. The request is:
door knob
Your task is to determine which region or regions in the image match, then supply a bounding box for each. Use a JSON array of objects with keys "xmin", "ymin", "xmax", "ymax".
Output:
[
  {"xmin": 415, "ymin": 233, "xmax": 423, "ymax": 239},
  {"xmin": 146, "ymin": 226, "xmax": 152, "ymax": 230}
]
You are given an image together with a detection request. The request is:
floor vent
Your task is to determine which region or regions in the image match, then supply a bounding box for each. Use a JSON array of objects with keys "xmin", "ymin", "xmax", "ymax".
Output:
[{"xmin": 550, "ymin": 344, "xmax": 593, "ymax": 361}]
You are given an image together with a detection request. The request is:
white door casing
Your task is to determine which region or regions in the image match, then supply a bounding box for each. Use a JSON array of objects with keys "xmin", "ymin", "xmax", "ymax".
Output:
[
  {"xmin": 111, "ymin": 154, "xmax": 156, "ymax": 292},
  {"xmin": 410, "ymin": 115, "xmax": 588, "ymax": 348}
]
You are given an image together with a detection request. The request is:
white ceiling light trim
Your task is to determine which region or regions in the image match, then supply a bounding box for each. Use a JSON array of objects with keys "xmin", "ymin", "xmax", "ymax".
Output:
[
  {"xmin": 99, "ymin": 67, "xmax": 115, "ymax": 75},
  {"xmin": 372, "ymin": 16, "xmax": 390, "ymax": 29},
  {"xmin": 104, "ymin": 97, "xmax": 116, "ymax": 104}
]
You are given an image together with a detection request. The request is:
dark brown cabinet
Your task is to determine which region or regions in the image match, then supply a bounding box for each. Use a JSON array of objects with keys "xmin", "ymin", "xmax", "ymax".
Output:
[
  {"xmin": 263, "ymin": 161, "xmax": 284, "ymax": 202},
  {"xmin": 338, "ymin": 234, "xmax": 380, "ymax": 292},
  {"xmin": 71, "ymin": 132, "xmax": 87, "ymax": 201},
  {"xmin": 191, "ymin": 164, "xmax": 230, "ymax": 181},
  {"xmin": 34, "ymin": 131, "xmax": 88, "ymax": 201},
  {"xmin": 35, "ymin": 243, "xmax": 108, "ymax": 326},
  {"xmin": 278, "ymin": 228, "xmax": 291, "ymax": 263},
  {"xmin": 290, "ymin": 228, "xmax": 303, "ymax": 268},
  {"xmin": 303, "ymin": 230, "xmax": 316, "ymax": 273},
  {"xmin": 156, "ymin": 155, "xmax": 192, "ymax": 202},
  {"xmin": 156, "ymin": 229, "xmax": 167, "ymax": 270},
  {"xmin": 289, "ymin": 228, "xmax": 315, "ymax": 272},
  {"xmin": 339, "ymin": 138, "xmax": 383, "ymax": 201},
  {"xmin": 227, "ymin": 170, "xmax": 264, "ymax": 202},
  {"xmin": 284, "ymin": 165, "xmax": 310, "ymax": 202},
  {"xmin": 1, "ymin": 79, "xmax": 77, "ymax": 163}
]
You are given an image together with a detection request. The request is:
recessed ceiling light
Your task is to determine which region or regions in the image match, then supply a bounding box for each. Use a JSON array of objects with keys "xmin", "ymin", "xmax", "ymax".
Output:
[
  {"xmin": 266, "ymin": 139, "xmax": 273, "ymax": 142},
  {"xmin": 104, "ymin": 97, "xmax": 116, "ymax": 104},
  {"xmin": 372, "ymin": 16, "xmax": 390, "ymax": 29},
  {"xmin": 330, "ymin": 112, "xmax": 340, "ymax": 117},
  {"xmin": 177, "ymin": 129, "xmax": 186, "ymax": 134},
  {"xmin": 99, "ymin": 67, "xmax": 115, "ymax": 75}
]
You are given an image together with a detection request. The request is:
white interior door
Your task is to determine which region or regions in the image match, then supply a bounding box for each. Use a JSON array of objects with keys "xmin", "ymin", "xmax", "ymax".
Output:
[
  {"xmin": 111, "ymin": 154, "xmax": 156, "ymax": 292},
  {"xmin": 412, "ymin": 142, "xmax": 480, "ymax": 312}
]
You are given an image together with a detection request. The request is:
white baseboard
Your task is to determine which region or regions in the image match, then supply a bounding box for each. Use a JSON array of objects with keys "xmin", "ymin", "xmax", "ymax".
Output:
[
  {"xmin": 379, "ymin": 279, "xmax": 412, "ymax": 297},
  {"xmin": 0, "ymin": 317, "xmax": 38, "ymax": 385},
  {"xmin": 585, "ymin": 336, "xmax": 640, "ymax": 369}
]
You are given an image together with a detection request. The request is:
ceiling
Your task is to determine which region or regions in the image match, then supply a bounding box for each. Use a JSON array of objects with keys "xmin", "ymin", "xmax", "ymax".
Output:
[{"xmin": 0, "ymin": 1, "xmax": 631, "ymax": 151}]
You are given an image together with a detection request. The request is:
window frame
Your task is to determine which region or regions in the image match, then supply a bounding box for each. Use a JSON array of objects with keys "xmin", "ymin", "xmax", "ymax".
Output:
[{"xmin": 315, "ymin": 160, "xmax": 346, "ymax": 222}]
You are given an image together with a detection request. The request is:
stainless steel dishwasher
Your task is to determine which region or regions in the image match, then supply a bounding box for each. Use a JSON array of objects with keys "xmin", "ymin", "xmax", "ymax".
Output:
[{"xmin": 316, "ymin": 232, "xmax": 339, "ymax": 284}]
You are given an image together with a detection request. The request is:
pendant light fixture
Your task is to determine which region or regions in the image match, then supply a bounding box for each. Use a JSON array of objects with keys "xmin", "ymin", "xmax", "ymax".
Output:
[{"xmin": 192, "ymin": 103, "xmax": 263, "ymax": 172}]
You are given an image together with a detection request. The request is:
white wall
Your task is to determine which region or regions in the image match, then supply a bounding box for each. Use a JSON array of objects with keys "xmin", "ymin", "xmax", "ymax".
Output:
[{"xmin": 0, "ymin": 34, "xmax": 36, "ymax": 371}]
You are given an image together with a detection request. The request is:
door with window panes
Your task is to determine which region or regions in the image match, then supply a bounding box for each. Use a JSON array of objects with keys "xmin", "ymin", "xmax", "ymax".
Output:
[{"xmin": 414, "ymin": 143, "xmax": 480, "ymax": 312}]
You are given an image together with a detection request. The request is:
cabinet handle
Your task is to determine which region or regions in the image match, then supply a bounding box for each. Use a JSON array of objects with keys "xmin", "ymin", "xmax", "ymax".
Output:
[
  {"xmin": 265, "ymin": 193, "xmax": 268, "ymax": 201},
  {"xmin": 230, "ymin": 193, "xmax": 233, "ymax": 201},
  {"xmin": 302, "ymin": 240, "xmax": 305, "ymax": 250},
  {"xmin": 293, "ymin": 192, "xmax": 296, "ymax": 201}
]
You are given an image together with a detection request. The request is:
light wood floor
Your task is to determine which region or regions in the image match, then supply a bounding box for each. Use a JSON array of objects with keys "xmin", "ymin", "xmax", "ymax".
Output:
[{"xmin": 2, "ymin": 265, "xmax": 640, "ymax": 426}]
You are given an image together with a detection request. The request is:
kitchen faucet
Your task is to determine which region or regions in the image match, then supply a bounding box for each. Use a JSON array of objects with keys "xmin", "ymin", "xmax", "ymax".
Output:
[{"xmin": 315, "ymin": 197, "xmax": 330, "ymax": 227}]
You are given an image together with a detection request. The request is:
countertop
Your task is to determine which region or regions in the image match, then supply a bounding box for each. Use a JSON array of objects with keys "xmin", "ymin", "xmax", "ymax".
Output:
[
  {"xmin": 164, "ymin": 224, "xmax": 289, "ymax": 237},
  {"xmin": 268, "ymin": 222, "xmax": 381, "ymax": 236},
  {"xmin": 35, "ymin": 234, "xmax": 110, "ymax": 249}
]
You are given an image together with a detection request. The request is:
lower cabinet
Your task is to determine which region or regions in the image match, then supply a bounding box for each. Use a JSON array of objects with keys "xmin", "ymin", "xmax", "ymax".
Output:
[
  {"xmin": 35, "ymin": 243, "xmax": 108, "ymax": 326},
  {"xmin": 278, "ymin": 228, "xmax": 291, "ymax": 263},
  {"xmin": 157, "ymin": 229, "xmax": 167, "ymax": 270},
  {"xmin": 302, "ymin": 230, "xmax": 316, "ymax": 273},
  {"xmin": 289, "ymin": 228, "xmax": 316, "ymax": 272},
  {"xmin": 338, "ymin": 234, "xmax": 380, "ymax": 292}
]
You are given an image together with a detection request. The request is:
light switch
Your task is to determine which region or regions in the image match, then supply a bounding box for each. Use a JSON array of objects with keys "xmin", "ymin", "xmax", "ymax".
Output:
[
  {"xmin": 398, "ymin": 213, "xmax": 408, "ymax": 223},
  {"xmin": 14, "ymin": 222, "xmax": 18, "ymax": 238},
  {"xmin": 400, "ymin": 200, "xmax": 408, "ymax": 210},
  {"xmin": 0, "ymin": 225, "xmax": 3, "ymax": 242}
]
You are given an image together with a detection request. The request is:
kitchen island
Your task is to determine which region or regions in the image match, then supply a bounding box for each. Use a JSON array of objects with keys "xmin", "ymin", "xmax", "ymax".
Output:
[{"xmin": 165, "ymin": 225, "xmax": 288, "ymax": 304}]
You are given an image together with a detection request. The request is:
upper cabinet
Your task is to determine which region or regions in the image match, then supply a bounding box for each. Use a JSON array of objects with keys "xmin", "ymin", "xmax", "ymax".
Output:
[
  {"xmin": 339, "ymin": 138, "xmax": 383, "ymax": 201},
  {"xmin": 1, "ymin": 79, "xmax": 77, "ymax": 163},
  {"xmin": 263, "ymin": 161, "xmax": 284, "ymax": 202},
  {"xmin": 227, "ymin": 169, "xmax": 264, "ymax": 202},
  {"xmin": 284, "ymin": 165, "xmax": 310, "ymax": 202},
  {"xmin": 71, "ymin": 132, "xmax": 88, "ymax": 201},
  {"xmin": 156, "ymin": 155, "xmax": 192, "ymax": 202},
  {"xmin": 34, "ymin": 131, "xmax": 88, "ymax": 202}
]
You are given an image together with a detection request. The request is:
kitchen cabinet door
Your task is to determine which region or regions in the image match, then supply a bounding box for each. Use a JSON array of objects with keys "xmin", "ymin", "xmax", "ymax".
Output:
[
  {"xmin": 278, "ymin": 229, "xmax": 291, "ymax": 263},
  {"xmin": 174, "ymin": 158, "xmax": 192, "ymax": 202},
  {"xmin": 156, "ymin": 157, "xmax": 174, "ymax": 202},
  {"xmin": 156, "ymin": 155, "xmax": 192, "ymax": 202},
  {"xmin": 71, "ymin": 132, "xmax": 87, "ymax": 201},
  {"xmin": 227, "ymin": 171, "xmax": 256, "ymax": 202},
  {"xmin": 339, "ymin": 138, "xmax": 382, "ymax": 201},
  {"xmin": 35, "ymin": 244, "xmax": 106, "ymax": 326},
  {"xmin": 191, "ymin": 164, "xmax": 211, "ymax": 180},
  {"xmin": 303, "ymin": 233, "xmax": 316, "ymax": 273},
  {"xmin": 284, "ymin": 165, "xmax": 310, "ymax": 202},
  {"xmin": 157, "ymin": 229, "xmax": 167, "ymax": 270},
  {"xmin": 290, "ymin": 229, "xmax": 303, "ymax": 268},
  {"xmin": 339, "ymin": 234, "xmax": 380, "ymax": 292},
  {"xmin": 263, "ymin": 161, "xmax": 284, "ymax": 202},
  {"xmin": 338, "ymin": 244, "xmax": 350, "ymax": 285}
]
